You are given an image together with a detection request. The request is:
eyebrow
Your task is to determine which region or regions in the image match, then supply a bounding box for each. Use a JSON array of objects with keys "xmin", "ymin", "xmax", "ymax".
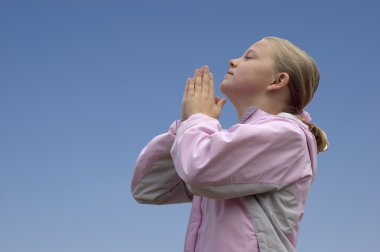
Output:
[{"xmin": 245, "ymin": 49, "xmax": 258, "ymax": 54}]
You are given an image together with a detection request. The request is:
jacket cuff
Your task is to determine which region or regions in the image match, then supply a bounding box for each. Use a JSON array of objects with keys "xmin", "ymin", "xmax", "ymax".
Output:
[
  {"xmin": 176, "ymin": 113, "xmax": 221, "ymax": 137},
  {"xmin": 168, "ymin": 119, "xmax": 183, "ymax": 139}
]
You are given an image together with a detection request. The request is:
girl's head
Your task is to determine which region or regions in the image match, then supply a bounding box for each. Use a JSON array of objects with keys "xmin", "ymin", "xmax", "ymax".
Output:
[{"xmin": 220, "ymin": 36, "xmax": 329, "ymax": 153}]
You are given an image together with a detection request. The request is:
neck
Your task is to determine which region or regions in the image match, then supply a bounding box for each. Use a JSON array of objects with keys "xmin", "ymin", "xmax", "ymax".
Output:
[{"xmin": 235, "ymin": 97, "xmax": 286, "ymax": 121}]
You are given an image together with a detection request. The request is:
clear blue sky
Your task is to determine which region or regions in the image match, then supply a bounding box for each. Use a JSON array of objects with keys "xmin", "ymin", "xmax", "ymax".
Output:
[{"xmin": 1, "ymin": 0, "xmax": 379, "ymax": 251}]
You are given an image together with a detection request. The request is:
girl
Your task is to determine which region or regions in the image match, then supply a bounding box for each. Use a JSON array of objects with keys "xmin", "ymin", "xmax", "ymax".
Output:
[{"xmin": 131, "ymin": 36, "xmax": 329, "ymax": 252}]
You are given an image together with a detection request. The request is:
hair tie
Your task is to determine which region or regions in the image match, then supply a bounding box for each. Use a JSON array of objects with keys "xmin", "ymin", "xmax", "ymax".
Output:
[{"xmin": 297, "ymin": 110, "xmax": 312, "ymax": 123}]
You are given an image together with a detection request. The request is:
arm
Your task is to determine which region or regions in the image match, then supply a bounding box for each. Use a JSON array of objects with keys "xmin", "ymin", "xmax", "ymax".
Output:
[
  {"xmin": 170, "ymin": 113, "xmax": 311, "ymax": 200},
  {"xmin": 131, "ymin": 119, "xmax": 193, "ymax": 205}
]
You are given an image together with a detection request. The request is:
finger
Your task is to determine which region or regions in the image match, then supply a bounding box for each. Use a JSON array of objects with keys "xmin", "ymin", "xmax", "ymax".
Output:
[
  {"xmin": 202, "ymin": 66, "xmax": 209, "ymax": 97},
  {"xmin": 195, "ymin": 68, "xmax": 202, "ymax": 96},
  {"xmin": 188, "ymin": 77, "xmax": 195, "ymax": 96},
  {"xmin": 209, "ymin": 72, "xmax": 215, "ymax": 99},
  {"xmin": 182, "ymin": 78, "xmax": 190, "ymax": 103}
]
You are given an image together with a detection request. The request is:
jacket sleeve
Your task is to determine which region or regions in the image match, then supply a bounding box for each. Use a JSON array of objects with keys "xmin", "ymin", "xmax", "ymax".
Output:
[
  {"xmin": 131, "ymin": 119, "xmax": 193, "ymax": 205},
  {"xmin": 170, "ymin": 113, "xmax": 311, "ymax": 200}
]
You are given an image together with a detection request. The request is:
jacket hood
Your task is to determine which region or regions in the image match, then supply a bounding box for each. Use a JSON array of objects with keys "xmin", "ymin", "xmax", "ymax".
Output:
[
  {"xmin": 238, "ymin": 105, "xmax": 318, "ymax": 183},
  {"xmin": 277, "ymin": 111, "xmax": 318, "ymax": 183}
]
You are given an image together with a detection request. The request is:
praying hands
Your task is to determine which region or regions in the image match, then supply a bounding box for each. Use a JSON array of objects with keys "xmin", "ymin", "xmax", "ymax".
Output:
[{"xmin": 181, "ymin": 65, "xmax": 227, "ymax": 121}]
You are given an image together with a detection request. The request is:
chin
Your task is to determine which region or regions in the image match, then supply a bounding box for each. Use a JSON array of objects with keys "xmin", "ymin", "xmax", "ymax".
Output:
[
  {"xmin": 219, "ymin": 80, "xmax": 227, "ymax": 93},
  {"xmin": 219, "ymin": 82, "xmax": 231, "ymax": 98},
  {"xmin": 220, "ymin": 76, "xmax": 234, "ymax": 87}
]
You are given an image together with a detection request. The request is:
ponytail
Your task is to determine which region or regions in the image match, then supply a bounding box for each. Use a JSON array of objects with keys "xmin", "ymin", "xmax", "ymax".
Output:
[
  {"xmin": 263, "ymin": 36, "xmax": 330, "ymax": 154},
  {"xmin": 295, "ymin": 115, "xmax": 329, "ymax": 153}
]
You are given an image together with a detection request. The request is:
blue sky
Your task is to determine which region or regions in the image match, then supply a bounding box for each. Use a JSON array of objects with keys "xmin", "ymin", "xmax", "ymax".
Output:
[{"xmin": 1, "ymin": 0, "xmax": 379, "ymax": 251}]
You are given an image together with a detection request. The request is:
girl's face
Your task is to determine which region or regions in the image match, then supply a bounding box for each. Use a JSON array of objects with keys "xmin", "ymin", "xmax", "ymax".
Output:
[{"xmin": 220, "ymin": 39, "xmax": 277, "ymax": 99}]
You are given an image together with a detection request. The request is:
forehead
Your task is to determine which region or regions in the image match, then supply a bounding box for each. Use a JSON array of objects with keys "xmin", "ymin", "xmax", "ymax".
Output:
[{"xmin": 246, "ymin": 39, "xmax": 272, "ymax": 55}]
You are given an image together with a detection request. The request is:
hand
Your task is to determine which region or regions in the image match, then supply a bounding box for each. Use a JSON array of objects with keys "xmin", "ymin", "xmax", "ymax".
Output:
[{"xmin": 181, "ymin": 65, "xmax": 227, "ymax": 121}]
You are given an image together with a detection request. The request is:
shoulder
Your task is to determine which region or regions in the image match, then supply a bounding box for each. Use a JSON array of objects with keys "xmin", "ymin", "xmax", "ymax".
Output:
[
  {"xmin": 243, "ymin": 114, "xmax": 306, "ymax": 144},
  {"xmin": 220, "ymin": 112, "xmax": 306, "ymax": 143},
  {"xmin": 253, "ymin": 113, "xmax": 304, "ymax": 133}
]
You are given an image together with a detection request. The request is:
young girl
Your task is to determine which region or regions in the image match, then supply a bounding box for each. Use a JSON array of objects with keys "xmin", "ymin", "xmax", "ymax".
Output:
[{"xmin": 131, "ymin": 36, "xmax": 329, "ymax": 252}]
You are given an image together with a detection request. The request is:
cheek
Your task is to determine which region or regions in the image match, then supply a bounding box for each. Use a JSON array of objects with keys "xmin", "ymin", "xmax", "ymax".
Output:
[
  {"xmin": 236, "ymin": 64, "xmax": 273, "ymax": 86},
  {"xmin": 235, "ymin": 66, "xmax": 253, "ymax": 82},
  {"xmin": 233, "ymin": 65, "xmax": 262, "ymax": 91}
]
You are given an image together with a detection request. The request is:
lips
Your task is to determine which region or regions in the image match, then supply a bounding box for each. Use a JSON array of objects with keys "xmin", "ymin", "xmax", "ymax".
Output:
[{"xmin": 227, "ymin": 71, "xmax": 234, "ymax": 75}]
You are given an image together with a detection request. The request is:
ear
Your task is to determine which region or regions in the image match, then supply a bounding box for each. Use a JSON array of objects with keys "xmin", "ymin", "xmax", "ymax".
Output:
[{"xmin": 267, "ymin": 72, "xmax": 289, "ymax": 91}]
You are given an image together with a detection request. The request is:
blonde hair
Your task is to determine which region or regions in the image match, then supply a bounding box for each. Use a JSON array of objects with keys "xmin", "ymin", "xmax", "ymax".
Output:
[{"xmin": 263, "ymin": 36, "xmax": 329, "ymax": 153}]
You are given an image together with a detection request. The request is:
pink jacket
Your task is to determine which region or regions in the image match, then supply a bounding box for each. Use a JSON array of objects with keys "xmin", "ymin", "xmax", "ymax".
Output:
[{"xmin": 131, "ymin": 105, "xmax": 318, "ymax": 252}]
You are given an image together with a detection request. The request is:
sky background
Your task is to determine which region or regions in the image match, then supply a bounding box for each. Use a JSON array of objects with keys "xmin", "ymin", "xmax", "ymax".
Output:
[{"xmin": 1, "ymin": 0, "xmax": 379, "ymax": 251}]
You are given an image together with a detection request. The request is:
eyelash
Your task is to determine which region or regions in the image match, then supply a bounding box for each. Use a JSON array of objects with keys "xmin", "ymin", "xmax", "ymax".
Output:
[{"xmin": 244, "ymin": 56, "xmax": 253, "ymax": 59}]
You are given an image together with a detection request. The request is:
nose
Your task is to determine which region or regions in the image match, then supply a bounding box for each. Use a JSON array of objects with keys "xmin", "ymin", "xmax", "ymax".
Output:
[{"xmin": 229, "ymin": 58, "xmax": 237, "ymax": 68}]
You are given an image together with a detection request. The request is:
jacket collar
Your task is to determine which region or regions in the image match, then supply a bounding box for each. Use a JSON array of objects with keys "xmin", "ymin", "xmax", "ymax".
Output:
[
  {"xmin": 238, "ymin": 105, "xmax": 305, "ymax": 126},
  {"xmin": 238, "ymin": 105, "xmax": 259, "ymax": 123},
  {"xmin": 276, "ymin": 112, "xmax": 305, "ymax": 125}
]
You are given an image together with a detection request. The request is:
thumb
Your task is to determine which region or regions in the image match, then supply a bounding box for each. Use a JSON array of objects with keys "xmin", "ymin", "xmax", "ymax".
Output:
[
  {"xmin": 217, "ymin": 98, "xmax": 227, "ymax": 110},
  {"xmin": 214, "ymin": 96, "xmax": 221, "ymax": 103}
]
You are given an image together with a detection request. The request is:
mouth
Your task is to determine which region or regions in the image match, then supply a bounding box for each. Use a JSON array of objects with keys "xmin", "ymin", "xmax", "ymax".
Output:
[{"xmin": 227, "ymin": 71, "xmax": 234, "ymax": 75}]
